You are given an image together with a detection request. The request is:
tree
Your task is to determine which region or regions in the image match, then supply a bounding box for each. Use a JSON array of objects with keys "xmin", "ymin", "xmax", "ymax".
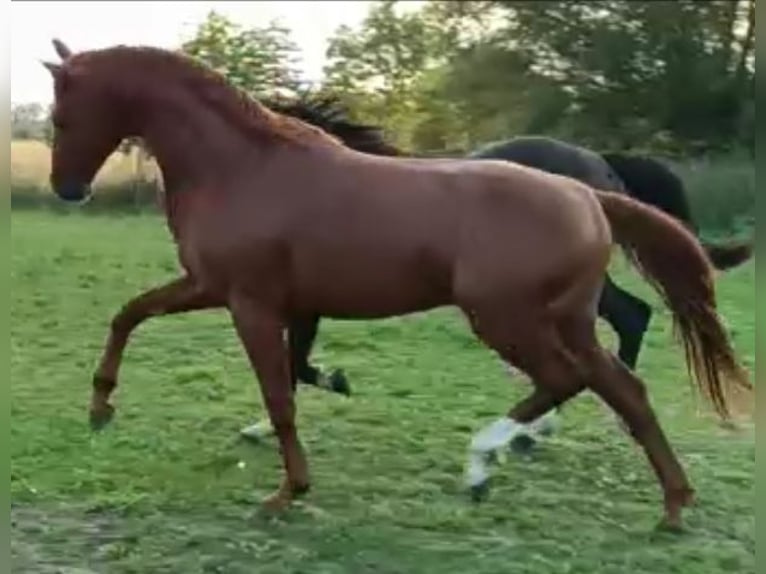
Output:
[
  {"xmin": 322, "ymin": 1, "xmax": 454, "ymax": 149},
  {"xmin": 117, "ymin": 11, "xmax": 306, "ymax": 185},
  {"xmin": 181, "ymin": 10, "xmax": 304, "ymax": 99},
  {"xmin": 460, "ymin": 0, "xmax": 756, "ymax": 151},
  {"xmin": 11, "ymin": 103, "xmax": 47, "ymax": 140}
]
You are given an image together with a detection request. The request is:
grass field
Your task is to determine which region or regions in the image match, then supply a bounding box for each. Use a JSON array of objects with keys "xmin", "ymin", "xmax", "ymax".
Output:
[{"xmin": 11, "ymin": 211, "xmax": 755, "ymax": 573}]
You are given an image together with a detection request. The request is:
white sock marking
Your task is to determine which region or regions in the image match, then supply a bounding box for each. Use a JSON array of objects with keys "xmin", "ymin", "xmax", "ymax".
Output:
[
  {"xmin": 240, "ymin": 420, "xmax": 274, "ymax": 439},
  {"xmin": 470, "ymin": 417, "xmax": 522, "ymax": 452},
  {"xmin": 464, "ymin": 417, "xmax": 524, "ymax": 487},
  {"xmin": 504, "ymin": 363, "xmax": 519, "ymax": 377}
]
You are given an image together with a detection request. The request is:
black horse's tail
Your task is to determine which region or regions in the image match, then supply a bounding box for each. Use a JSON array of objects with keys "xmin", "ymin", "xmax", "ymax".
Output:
[
  {"xmin": 700, "ymin": 241, "xmax": 754, "ymax": 271},
  {"xmin": 602, "ymin": 152, "xmax": 753, "ymax": 271}
]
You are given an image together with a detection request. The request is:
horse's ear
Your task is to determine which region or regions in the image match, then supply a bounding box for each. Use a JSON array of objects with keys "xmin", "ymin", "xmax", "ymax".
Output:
[
  {"xmin": 41, "ymin": 60, "xmax": 62, "ymax": 77},
  {"xmin": 52, "ymin": 38, "xmax": 73, "ymax": 60}
]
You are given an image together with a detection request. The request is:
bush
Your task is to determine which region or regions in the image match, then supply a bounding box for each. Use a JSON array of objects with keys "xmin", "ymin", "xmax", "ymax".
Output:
[{"xmin": 667, "ymin": 149, "xmax": 755, "ymax": 238}]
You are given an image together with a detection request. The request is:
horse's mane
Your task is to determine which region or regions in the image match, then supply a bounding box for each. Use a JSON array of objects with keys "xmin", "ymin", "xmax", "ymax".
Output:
[
  {"xmin": 70, "ymin": 45, "xmax": 343, "ymax": 149},
  {"xmin": 264, "ymin": 93, "xmax": 403, "ymax": 156}
]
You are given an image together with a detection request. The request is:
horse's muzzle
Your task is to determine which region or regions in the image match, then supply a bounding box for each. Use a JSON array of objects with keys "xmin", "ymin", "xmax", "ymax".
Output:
[{"xmin": 53, "ymin": 180, "xmax": 92, "ymax": 203}]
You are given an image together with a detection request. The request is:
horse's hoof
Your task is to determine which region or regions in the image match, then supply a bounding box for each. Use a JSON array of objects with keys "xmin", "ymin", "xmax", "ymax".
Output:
[
  {"xmin": 329, "ymin": 369, "xmax": 351, "ymax": 396},
  {"xmin": 655, "ymin": 515, "xmax": 685, "ymax": 534},
  {"xmin": 509, "ymin": 433, "xmax": 537, "ymax": 454},
  {"xmin": 239, "ymin": 421, "xmax": 275, "ymax": 442},
  {"xmin": 469, "ymin": 479, "xmax": 490, "ymax": 503},
  {"xmin": 89, "ymin": 404, "xmax": 115, "ymax": 431},
  {"xmin": 260, "ymin": 492, "xmax": 293, "ymax": 514}
]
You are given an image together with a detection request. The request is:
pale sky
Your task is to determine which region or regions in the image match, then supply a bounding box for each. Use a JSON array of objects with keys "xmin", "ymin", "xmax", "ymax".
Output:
[{"xmin": 10, "ymin": 0, "xmax": 391, "ymax": 105}]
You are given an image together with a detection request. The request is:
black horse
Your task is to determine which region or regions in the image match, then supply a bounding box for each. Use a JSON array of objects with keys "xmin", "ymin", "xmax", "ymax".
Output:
[{"xmin": 216, "ymin": 94, "xmax": 753, "ymax": 441}]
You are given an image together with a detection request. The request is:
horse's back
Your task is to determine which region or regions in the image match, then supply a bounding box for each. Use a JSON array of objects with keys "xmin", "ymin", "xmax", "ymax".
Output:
[
  {"xmin": 470, "ymin": 136, "xmax": 624, "ymax": 194},
  {"xmin": 340, "ymin": 149, "xmax": 613, "ymax": 294},
  {"xmin": 601, "ymin": 153, "xmax": 692, "ymax": 225}
]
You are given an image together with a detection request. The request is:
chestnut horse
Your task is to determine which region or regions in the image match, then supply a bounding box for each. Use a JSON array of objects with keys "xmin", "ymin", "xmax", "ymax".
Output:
[
  {"xmin": 43, "ymin": 40, "xmax": 751, "ymax": 530},
  {"xmin": 237, "ymin": 98, "xmax": 753, "ymax": 445}
]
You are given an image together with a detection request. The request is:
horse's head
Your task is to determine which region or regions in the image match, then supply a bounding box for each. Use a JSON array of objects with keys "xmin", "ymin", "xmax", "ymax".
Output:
[{"xmin": 42, "ymin": 39, "xmax": 131, "ymax": 203}]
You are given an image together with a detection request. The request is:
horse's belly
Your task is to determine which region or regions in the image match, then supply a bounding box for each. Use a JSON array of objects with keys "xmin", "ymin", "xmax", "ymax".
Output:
[
  {"xmin": 299, "ymin": 288, "xmax": 448, "ymax": 320},
  {"xmin": 291, "ymin": 248, "xmax": 453, "ymax": 319},
  {"xmin": 303, "ymin": 286, "xmax": 448, "ymax": 320}
]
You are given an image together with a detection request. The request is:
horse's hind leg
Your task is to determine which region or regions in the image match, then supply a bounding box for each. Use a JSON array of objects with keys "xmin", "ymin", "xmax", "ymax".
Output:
[
  {"xmin": 549, "ymin": 312, "xmax": 693, "ymax": 529},
  {"xmin": 463, "ymin": 312, "xmax": 587, "ymax": 495},
  {"xmin": 584, "ymin": 346, "xmax": 694, "ymax": 530},
  {"xmin": 512, "ymin": 274, "xmax": 652, "ymax": 448},
  {"xmin": 466, "ymin": 385, "xmax": 582, "ymax": 500}
]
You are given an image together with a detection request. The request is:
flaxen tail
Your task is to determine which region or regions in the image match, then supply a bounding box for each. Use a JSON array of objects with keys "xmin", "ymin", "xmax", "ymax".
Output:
[{"xmin": 596, "ymin": 191, "xmax": 752, "ymax": 422}]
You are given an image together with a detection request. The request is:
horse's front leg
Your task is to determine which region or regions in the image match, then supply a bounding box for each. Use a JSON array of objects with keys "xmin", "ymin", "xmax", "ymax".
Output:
[
  {"xmin": 228, "ymin": 294, "xmax": 309, "ymax": 511},
  {"xmin": 239, "ymin": 316, "xmax": 351, "ymax": 441},
  {"xmin": 90, "ymin": 275, "xmax": 220, "ymax": 429}
]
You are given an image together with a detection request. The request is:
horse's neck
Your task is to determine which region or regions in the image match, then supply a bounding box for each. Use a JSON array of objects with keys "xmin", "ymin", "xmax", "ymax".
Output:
[{"xmin": 137, "ymin": 89, "xmax": 255, "ymax": 193}]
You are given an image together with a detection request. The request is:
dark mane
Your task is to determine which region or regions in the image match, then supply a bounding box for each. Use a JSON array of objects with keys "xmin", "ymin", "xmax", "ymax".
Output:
[
  {"xmin": 70, "ymin": 45, "xmax": 343, "ymax": 149},
  {"xmin": 264, "ymin": 93, "xmax": 403, "ymax": 156}
]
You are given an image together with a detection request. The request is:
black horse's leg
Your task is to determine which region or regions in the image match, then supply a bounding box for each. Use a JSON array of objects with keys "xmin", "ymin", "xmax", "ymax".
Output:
[
  {"xmin": 597, "ymin": 274, "xmax": 652, "ymax": 370},
  {"xmin": 288, "ymin": 316, "xmax": 319, "ymax": 389},
  {"xmin": 289, "ymin": 316, "xmax": 350, "ymax": 396}
]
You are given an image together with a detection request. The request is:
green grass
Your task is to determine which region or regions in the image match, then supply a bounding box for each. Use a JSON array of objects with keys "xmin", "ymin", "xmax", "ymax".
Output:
[{"xmin": 11, "ymin": 211, "xmax": 755, "ymax": 573}]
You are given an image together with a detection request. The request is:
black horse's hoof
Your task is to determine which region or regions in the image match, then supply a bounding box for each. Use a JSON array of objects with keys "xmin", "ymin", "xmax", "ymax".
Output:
[
  {"xmin": 328, "ymin": 369, "xmax": 351, "ymax": 396},
  {"xmin": 509, "ymin": 433, "xmax": 537, "ymax": 454},
  {"xmin": 89, "ymin": 404, "xmax": 115, "ymax": 431},
  {"xmin": 469, "ymin": 480, "xmax": 490, "ymax": 503}
]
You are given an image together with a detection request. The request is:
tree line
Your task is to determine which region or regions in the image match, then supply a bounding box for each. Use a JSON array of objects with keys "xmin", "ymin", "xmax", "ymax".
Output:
[{"xmin": 13, "ymin": 0, "xmax": 754, "ymax": 158}]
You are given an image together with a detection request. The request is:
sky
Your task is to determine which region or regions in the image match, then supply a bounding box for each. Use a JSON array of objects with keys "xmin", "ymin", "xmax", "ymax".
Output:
[{"xmin": 10, "ymin": 0, "xmax": 385, "ymax": 105}]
